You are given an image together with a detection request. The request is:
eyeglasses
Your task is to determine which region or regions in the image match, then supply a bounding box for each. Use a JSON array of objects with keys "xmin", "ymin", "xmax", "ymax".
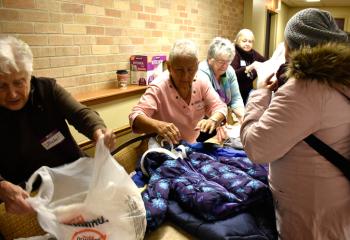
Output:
[{"xmin": 214, "ymin": 59, "xmax": 231, "ymax": 66}]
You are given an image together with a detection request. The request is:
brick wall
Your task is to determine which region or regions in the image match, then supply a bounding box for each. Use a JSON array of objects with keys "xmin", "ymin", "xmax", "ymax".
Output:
[{"xmin": 0, "ymin": 0, "xmax": 244, "ymax": 94}]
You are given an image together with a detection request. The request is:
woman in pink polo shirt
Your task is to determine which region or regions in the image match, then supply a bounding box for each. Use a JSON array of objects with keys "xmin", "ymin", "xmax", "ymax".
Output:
[{"xmin": 129, "ymin": 39, "xmax": 227, "ymax": 144}]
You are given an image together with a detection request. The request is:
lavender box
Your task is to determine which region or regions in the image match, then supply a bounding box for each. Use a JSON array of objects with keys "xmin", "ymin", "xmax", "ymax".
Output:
[{"xmin": 130, "ymin": 55, "xmax": 167, "ymax": 85}]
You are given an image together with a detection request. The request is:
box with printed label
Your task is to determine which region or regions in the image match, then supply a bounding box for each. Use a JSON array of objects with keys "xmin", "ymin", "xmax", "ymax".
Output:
[{"xmin": 130, "ymin": 55, "xmax": 167, "ymax": 85}]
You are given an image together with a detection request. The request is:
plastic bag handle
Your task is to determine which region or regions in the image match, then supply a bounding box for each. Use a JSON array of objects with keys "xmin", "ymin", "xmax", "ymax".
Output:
[
  {"xmin": 94, "ymin": 135, "xmax": 110, "ymax": 161},
  {"xmin": 26, "ymin": 168, "xmax": 59, "ymax": 236},
  {"xmin": 26, "ymin": 166, "xmax": 54, "ymax": 204}
]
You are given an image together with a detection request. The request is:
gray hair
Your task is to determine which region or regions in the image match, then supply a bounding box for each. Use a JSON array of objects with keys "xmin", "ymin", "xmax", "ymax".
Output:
[
  {"xmin": 0, "ymin": 36, "xmax": 33, "ymax": 78},
  {"xmin": 207, "ymin": 37, "xmax": 235, "ymax": 60},
  {"xmin": 234, "ymin": 29, "xmax": 255, "ymax": 43},
  {"xmin": 169, "ymin": 39, "xmax": 198, "ymax": 63}
]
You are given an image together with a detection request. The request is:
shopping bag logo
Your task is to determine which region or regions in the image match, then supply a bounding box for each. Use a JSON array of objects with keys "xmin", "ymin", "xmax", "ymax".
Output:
[
  {"xmin": 71, "ymin": 228, "xmax": 106, "ymax": 240},
  {"xmin": 66, "ymin": 215, "xmax": 109, "ymax": 228},
  {"xmin": 27, "ymin": 138, "xmax": 147, "ymax": 240}
]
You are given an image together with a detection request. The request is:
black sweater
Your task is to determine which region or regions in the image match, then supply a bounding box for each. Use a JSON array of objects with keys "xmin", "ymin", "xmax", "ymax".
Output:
[
  {"xmin": 0, "ymin": 77, "xmax": 106, "ymax": 184},
  {"xmin": 231, "ymin": 46, "xmax": 266, "ymax": 104}
]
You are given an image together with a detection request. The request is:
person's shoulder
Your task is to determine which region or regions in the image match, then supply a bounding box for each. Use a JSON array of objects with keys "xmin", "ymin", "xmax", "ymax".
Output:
[
  {"xmin": 31, "ymin": 76, "xmax": 59, "ymax": 93},
  {"xmin": 196, "ymin": 69, "xmax": 209, "ymax": 80},
  {"xmin": 197, "ymin": 61, "xmax": 211, "ymax": 80},
  {"xmin": 252, "ymin": 49, "xmax": 266, "ymax": 61},
  {"xmin": 198, "ymin": 60, "xmax": 210, "ymax": 72},
  {"xmin": 146, "ymin": 71, "xmax": 171, "ymax": 95},
  {"xmin": 226, "ymin": 65, "xmax": 236, "ymax": 78},
  {"xmin": 227, "ymin": 65, "xmax": 234, "ymax": 72},
  {"xmin": 149, "ymin": 70, "xmax": 169, "ymax": 86},
  {"xmin": 198, "ymin": 60, "xmax": 208, "ymax": 68},
  {"xmin": 32, "ymin": 76, "xmax": 57, "ymax": 87},
  {"xmin": 30, "ymin": 77, "xmax": 59, "ymax": 106},
  {"xmin": 194, "ymin": 73, "xmax": 211, "ymax": 88}
]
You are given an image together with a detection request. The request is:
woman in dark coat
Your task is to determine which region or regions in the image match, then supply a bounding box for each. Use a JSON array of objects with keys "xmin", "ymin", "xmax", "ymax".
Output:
[{"xmin": 231, "ymin": 29, "xmax": 266, "ymax": 104}]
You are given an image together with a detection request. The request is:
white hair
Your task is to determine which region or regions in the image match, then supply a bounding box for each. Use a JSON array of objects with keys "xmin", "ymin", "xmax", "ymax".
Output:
[
  {"xmin": 234, "ymin": 29, "xmax": 255, "ymax": 43},
  {"xmin": 0, "ymin": 36, "xmax": 33, "ymax": 79},
  {"xmin": 207, "ymin": 37, "xmax": 235, "ymax": 60},
  {"xmin": 169, "ymin": 39, "xmax": 198, "ymax": 63}
]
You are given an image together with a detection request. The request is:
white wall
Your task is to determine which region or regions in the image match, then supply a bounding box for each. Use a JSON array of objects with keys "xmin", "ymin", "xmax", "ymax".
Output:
[{"xmin": 251, "ymin": 0, "xmax": 268, "ymax": 55}]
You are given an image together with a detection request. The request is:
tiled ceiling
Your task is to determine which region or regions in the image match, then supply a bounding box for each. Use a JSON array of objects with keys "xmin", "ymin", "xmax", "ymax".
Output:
[{"xmin": 282, "ymin": 0, "xmax": 350, "ymax": 7}]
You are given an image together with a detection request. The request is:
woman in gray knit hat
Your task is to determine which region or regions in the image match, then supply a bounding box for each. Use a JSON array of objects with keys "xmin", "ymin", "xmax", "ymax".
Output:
[{"xmin": 240, "ymin": 8, "xmax": 350, "ymax": 240}]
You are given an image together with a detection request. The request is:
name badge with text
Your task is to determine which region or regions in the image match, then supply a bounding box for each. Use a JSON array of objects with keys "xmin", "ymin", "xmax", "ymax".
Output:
[
  {"xmin": 41, "ymin": 130, "xmax": 65, "ymax": 150},
  {"xmin": 194, "ymin": 101, "xmax": 205, "ymax": 111}
]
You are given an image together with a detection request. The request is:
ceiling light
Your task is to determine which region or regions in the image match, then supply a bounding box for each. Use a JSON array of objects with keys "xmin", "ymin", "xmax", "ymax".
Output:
[{"xmin": 306, "ymin": 0, "xmax": 320, "ymax": 2}]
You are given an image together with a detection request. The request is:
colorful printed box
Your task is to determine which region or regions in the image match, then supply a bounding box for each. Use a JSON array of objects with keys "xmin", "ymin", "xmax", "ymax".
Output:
[{"xmin": 130, "ymin": 55, "xmax": 167, "ymax": 85}]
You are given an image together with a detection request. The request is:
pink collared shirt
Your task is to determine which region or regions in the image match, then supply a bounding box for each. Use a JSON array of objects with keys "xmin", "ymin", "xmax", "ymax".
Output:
[{"xmin": 129, "ymin": 71, "xmax": 227, "ymax": 143}]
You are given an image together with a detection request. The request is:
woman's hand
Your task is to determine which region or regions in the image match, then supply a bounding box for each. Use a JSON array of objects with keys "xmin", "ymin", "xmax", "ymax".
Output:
[
  {"xmin": 154, "ymin": 120, "xmax": 181, "ymax": 144},
  {"xmin": 195, "ymin": 119, "xmax": 228, "ymax": 143},
  {"xmin": 0, "ymin": 181, "xmax": 34, "ymax": 214},
  {"xmin": 245, "ymin": 61, "xmax": 261, "ymax": 75},
  {"xmin": 257, "ymin": 72, "xmax": 278, "ymax": 91},
  {"xmin": 215, "ymin": 126, "xmax": 228, "ymax": 142},
  {"xmin": 195, "ymin": 118, "xmax": 218, "ymax": 135},
  {"xmin": 93, "ymin": 128, "xmax": 116, "ymax": 151},
  {"xmin": 245, "ymin": 61, "xmax": 256, "ymax": 73}
]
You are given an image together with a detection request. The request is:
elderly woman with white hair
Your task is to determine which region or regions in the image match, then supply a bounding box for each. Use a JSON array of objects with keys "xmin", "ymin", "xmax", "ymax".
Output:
[
  {"xmin": 129, "ymin": 39, "xmax": 227, "ymax": 144},
  {"xmin": 240, "ymin": 8, "xmax": 350, "ymax": 239},
  {"xmin": 231, "ymin": 29, "xmax": 266, "ymax": 104},
  {"xmin": 0, "ymin": 36, "xmax": 114, "ymax": 215},
  {"xmin": 198, "ymin": 37, "xmax": 244, "ymax": 124}
]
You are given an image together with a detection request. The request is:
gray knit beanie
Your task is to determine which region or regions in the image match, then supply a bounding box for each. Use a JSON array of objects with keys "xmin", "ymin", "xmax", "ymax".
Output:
[{"xmin": 284, "ymin": 8, "xmax": 348, "ymax": 50}]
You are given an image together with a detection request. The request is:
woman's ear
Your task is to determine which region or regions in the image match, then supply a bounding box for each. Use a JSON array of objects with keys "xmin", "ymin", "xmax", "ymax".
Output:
[
  {"xmin": 208, "ymin": 58, "xmax": 215, "ymax": 66},
  {"xmin": 166, "ymin": 60, "xmax": 171, "ymax": 71}
]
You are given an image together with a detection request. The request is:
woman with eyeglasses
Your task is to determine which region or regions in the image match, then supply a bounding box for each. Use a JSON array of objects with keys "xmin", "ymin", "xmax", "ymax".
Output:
[
  {"xmin": 198, "ymin": 37, "xmax": 245, "ymax": 124},
  {"xmin": 231, "ymin": 29, "xmax": 266, "ymax": 104}
]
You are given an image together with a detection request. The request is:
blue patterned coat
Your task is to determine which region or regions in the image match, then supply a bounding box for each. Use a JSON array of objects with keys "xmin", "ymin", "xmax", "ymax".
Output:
[{"xmin": 141, "ymin": 143, "xmax": 269, "ymax": 230}]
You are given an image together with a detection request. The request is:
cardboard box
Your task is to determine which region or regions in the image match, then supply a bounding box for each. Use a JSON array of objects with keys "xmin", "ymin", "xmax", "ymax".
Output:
[{"xmin": 130, "ymin": 55, "xmax": 167, "ymax": 85}]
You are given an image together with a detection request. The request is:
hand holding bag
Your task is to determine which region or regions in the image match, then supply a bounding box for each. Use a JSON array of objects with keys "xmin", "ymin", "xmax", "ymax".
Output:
[{"xmin": 26, "ymin": 137, "xmax": 146, "ymax": 240}]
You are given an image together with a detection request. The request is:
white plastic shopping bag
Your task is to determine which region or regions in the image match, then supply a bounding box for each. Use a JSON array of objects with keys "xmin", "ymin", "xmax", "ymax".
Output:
[
  {"xmin": 26, "ymin": 137, "xmax": 146, "ymax": 240},
  {"xmin": 15, "ymin": 233, "xmax": 55, "ymax": 240}
]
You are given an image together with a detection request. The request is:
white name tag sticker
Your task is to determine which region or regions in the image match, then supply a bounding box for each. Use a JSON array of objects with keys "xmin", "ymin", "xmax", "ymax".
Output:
[
  {"xmin": 41, "ymin": 130, "xmax": 65, "ymax": 150},
  {"xmin": 240, "ymin": 60, "xmax": 246, "ymax": 66},
  {"xmin": 194, "ymin": 101, "xmax": 205, "ymax": 110}
]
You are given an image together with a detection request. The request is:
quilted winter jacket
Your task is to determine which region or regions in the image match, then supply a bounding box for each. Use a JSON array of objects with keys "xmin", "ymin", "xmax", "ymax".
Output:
[
  {"xmin": 141, "ymin": 144, "xmax": 270, "ymax": 231},
  {"xmin": 241, "ymin": 43, "xmax": 350, "ymax": 240}
]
